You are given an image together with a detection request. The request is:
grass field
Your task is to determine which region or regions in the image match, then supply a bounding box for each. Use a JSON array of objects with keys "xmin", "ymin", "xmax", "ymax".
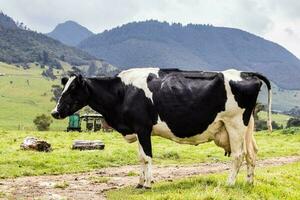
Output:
[
  {"xmin": 258, "ymin": 111, "xmax": 291, "ymax": 127},
  {"xmin": 0, "ymin": 129, "xmax": 299, "ymax": 179},
  {"xmin": 0, "ymin": 62, "xmax": 67, "ymax": 130},
  {"xmin": 107, "ymin": 162, "xmax": 300, "ymax": 200},
  {"xmin": 0, "ymin": 62, "xmax": 300, "ymax": 199}
]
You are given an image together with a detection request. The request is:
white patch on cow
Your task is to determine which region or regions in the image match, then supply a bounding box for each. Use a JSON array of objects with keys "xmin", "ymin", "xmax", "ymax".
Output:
[
  {"xmin": 62, "ymin": 76, "xmax": 76, "ymax": 94},
  {"xmin": 52, "ymin": 101, "xmax": 59, "ymax": 113},
  {"xmin": 118, "ymin": 68, "xmax": 159, "ymax": 102},
  {"xmin": 222, "ymin": 69, "xmax": 242, "ymax": 81},
  {"xmin": 221, "ymin": 69, "xmax": 244, "ymax": 113},
  {"xmin": 52, "ymin": 96, "xmax": 62, "ymax": 113},
  {"xmin": 52, "ymin": 76, "xmax": 76, "ymax": 113}
]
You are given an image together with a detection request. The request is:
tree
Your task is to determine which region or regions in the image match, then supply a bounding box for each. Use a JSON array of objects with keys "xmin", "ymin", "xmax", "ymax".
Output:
[
  {"xmin": 42, "ymin": 50, "xmax": 49, "ymax": 64},
  {"xmin": 60, "ymin": 54, "xmax": 65, "ymax": 61},
  {"xmin": 33, "ymin": 114, "xmax": 53, "ymax": 131}
]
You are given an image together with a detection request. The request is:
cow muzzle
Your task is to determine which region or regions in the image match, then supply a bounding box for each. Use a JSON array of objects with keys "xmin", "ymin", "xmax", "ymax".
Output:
[{"xmin": 51, "ymin": 110, "xmax": 61, "ymax": 119}]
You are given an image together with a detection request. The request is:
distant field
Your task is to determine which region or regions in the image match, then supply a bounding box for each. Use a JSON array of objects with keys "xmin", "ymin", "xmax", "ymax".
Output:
[
  {"xmin": 0, "ymin": 62, "xmax": 67, "ymax": 130},
  {"xmin": 107, "ymin": 161, "xmax": 300, "ymax": 200},
  {"xmin": 258, "ymin": 111, "xmax": 291, "ymax": 127},
  {"xmin": 0, "ymin": 129, "xmax": 299, "ymax": 179}
]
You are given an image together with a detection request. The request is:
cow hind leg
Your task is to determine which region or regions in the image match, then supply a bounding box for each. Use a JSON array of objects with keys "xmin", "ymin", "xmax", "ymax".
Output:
[
  {"xmin": 225, "ymin": 119, "xmax": 247, "ymax": 185},
  {"xmin": 245, "ymin": 115, "xmax": 258, "ymax": 184}
]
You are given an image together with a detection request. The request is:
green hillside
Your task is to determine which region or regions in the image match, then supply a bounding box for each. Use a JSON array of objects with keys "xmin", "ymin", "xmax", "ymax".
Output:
[{"xmin": 0, "ymin": 62, "xmax": 67, "ymax": 130}]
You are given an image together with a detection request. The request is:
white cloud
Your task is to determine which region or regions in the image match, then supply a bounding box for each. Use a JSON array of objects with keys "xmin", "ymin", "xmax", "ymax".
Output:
[{"xmin": 0, "ymin": 0, "xmax": 299, "ymax": 57}]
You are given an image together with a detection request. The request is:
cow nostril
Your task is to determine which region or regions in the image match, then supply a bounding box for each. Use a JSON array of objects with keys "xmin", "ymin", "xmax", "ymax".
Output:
[{"xmin": 51, "ymin": 110, "xmax": 60, "ymax": 119}]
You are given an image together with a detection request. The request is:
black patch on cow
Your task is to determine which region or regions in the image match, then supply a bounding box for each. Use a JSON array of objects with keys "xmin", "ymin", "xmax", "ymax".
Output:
[
  {"xmin": 240, "ymin": 72, "xmax": 271, "ymax": 90},
  {"xmin": 158, "ymin": 68, "xmax": 221, "ymax": 79},
  {"xmin": 147, "ymin": 71, "xmax": 227, "ymax": 138},
  {"xmin": 85, "ymin": 76, "xmax": 157, "ymax": 158},
  {"xmin": 229, "ymin": 78, "xmax": 262, "ymax": 126}
]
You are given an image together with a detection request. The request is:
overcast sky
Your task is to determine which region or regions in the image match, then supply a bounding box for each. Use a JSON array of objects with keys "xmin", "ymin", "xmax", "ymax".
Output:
[{"xmin": 1, "ymin": 0, "xmax": 300, "ymax": 57}]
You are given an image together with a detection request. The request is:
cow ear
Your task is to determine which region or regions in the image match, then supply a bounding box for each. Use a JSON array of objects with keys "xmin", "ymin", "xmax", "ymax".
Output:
[{"xmin": 61, "ymin": 77, "xmax": 68, "ymax": 85}]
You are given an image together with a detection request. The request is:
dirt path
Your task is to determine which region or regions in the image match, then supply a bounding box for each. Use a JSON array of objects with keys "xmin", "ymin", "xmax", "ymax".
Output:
[{"xmin": 1, "ymin": 156, "xmax": 299, "ymax": 200}]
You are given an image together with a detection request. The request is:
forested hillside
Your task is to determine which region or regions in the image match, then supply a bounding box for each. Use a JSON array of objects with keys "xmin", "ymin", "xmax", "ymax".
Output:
[
  {"xmin": 0, "ymin": 12, "xmax": 117, "ymax": 76},
  {"xmin": 79, "ymin": 20, "xmax": 300, "ymax": 89}
]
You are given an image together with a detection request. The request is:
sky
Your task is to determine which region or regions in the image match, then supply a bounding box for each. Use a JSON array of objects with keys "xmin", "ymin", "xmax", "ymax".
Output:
[{"xmin": 0, "ymin": 0, "xmax": 300, "ymax": 58}]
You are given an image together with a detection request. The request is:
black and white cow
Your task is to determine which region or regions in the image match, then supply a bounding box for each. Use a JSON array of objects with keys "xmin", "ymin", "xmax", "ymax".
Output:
[{"xmin": 51, "ymin": 68, "xmax": 272, "ymax": 188}]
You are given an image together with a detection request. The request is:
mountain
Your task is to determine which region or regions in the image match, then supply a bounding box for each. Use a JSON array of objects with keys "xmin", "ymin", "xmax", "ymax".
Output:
[
  {"xmin": 78, "ymin": 20, "xmax": 300, "ymax": 89},
  {"xmin": 0, "ymin": 13, "xmax": 117, "ymax": 75},
  {"xmin": 47, "ymin": 21, "xmax": 94, "ymax": 46},
  {"xmin": 0, "ymin": 12, "xmax": 18, "ymax": 30}
]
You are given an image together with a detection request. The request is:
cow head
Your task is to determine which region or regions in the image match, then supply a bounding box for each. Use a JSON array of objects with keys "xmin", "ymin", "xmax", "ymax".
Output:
[{"xmin": 51, "ymin": 74, "xmax": 89, "ymax": 119}]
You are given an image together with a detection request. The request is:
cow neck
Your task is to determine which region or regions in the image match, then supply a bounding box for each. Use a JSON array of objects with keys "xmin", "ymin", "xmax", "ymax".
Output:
[{"xmin": 85, "ymin": 78, "xmax": 122, "ymax": 122}]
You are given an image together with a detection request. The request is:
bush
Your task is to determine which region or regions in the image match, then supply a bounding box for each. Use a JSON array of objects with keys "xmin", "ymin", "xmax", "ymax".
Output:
[
  {"xmin": 286, "ymin": 118, "xmax": 300, "ymax": 128},
  {"xmin": 33, "ymin": 114, "xmax": 53, "ymax": 131},
  {"xmin": 255, "ymin": 120, "xmax": 282, "ymax": 131}
]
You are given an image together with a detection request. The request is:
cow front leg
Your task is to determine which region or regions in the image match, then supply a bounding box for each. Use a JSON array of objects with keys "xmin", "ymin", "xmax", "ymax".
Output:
[{"xmin": 136, "ymin": 131, "xmax": 152, "ymax": 189}]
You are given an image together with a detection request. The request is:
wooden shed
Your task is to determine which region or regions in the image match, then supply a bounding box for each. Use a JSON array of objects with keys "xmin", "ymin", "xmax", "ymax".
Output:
[{"xmin": 80, "ymin": 113, "xmax": 113, "ymax": 132}]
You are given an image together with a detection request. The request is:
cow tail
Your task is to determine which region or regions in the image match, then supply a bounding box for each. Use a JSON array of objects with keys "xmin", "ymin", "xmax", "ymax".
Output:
[
  {"xmin": 267, "ymin": 86, "xmax": 272, "ymax": 132},
  {"xmin": 243, "ymin": 72, "xmax": 272, "ymax": 132}
]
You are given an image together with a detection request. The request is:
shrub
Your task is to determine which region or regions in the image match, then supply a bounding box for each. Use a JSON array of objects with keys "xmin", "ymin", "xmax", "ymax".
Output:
[
  {"xmin": 33, "ymin": 114, "xmax": 53, "ymax": 131},
  {"xmin": 286, "ymin": 118, "xmax": 300, "ymax": 128}
]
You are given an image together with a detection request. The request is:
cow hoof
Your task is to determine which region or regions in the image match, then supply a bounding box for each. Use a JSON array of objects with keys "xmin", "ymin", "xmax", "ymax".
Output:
[
  {"xmin": 143, "ymin": 186, "xmax": 151, "ymax": 189},
  {"xmin": 151, "ymin": 180, "xmax": 154, "ymax": 183},
  {"xmin": 224, "ymin": 151, "xmax": 231, "ymax": 157},
  {"xmin": 135, "ymin": 184, "xmax": 144, "ymax": 189}
]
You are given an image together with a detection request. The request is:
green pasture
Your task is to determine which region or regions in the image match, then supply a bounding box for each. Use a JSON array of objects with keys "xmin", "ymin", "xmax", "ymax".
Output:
[
  {"xmin": 0, "ymin": 129, "xmax": 299, "ymax": 179},
  {"xmin": 0, "ymin": 62, "xmax": 67, "ymax": 130},
  {"xmin": 107, "ymin": 162, "xmax": 300, "ymax": 200}
]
